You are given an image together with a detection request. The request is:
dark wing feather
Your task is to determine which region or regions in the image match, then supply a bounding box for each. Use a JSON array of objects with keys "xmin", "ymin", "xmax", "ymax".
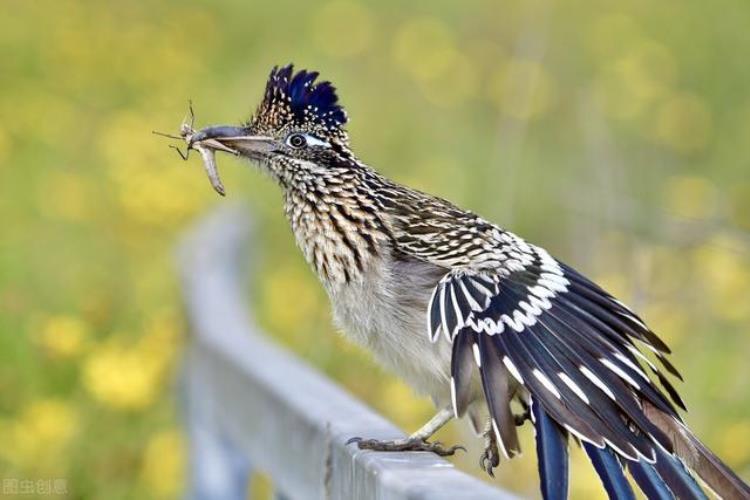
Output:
[
  {"xmin": 534, "ymin": 310, "xmax": 673, "ymax": 454},
  {"xmin": 432, "ymin": 257, "xmax": 685, "ymax": 451},
  {"xmin": 427, "ymin": 239, "xmax": 718, "ymax": 499},
  {"xmin": 450, "ymin": 327, "xmax": 476, "ymax": 418},
  {"xmin": 441, "ymin": 280, "xmax": 460, "ymax": 339},
  {"xmin": 477, "ymin": 333, "xmax": 520, "ymax": 457},
  {"xmin": 559, "ymin": 261, "xmax": 682, "ymax": 380}
]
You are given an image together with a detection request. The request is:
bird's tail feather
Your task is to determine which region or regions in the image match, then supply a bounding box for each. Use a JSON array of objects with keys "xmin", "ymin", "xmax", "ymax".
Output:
[
  {"xmin": 584, "ymin": 443, "xmax": 636, "ymax": 500},
  {"xmin": 629, "ymin": 445, "xmax": 707, "ymax": 500},
  {"xmin": 644, "ymin": 401, "xmax": 750, "ymax": 499},
  {"xmin": 627, "ymin": 457, "xmax": 674, "ymax": 500},
  {"xmin": 684, "ymin": 431, "xmax": 750, "ymax": 499},
  {"xmin": 531, "ymin": 399, "xmax": 569, "ymax": 500},
  {"xmin": 531, "ymin": 398, "xmax": 750, "ymax": 499}
]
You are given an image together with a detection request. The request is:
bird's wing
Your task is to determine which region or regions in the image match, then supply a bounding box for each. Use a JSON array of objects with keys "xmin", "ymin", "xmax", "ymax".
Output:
[
  {"xmin": 425, "ymin": 233, "xmax": 701, "ymax": 488},
  {"xmin": 410, "ymin": 214, "xmax": 749, "ymax": 498}
]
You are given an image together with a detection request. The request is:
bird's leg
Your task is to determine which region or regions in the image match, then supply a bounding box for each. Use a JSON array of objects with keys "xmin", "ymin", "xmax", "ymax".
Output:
[
  {"xmin": 479, "ymin": 419, "xmax": 501, "ymax": 477},
  {"xmin": 347, "ymin": 406, "xmax": 465, "ymax": 456}
]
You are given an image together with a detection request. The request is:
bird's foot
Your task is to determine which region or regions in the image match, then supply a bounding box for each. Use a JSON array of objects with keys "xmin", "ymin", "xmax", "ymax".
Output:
[
  {"xmin": 479, "ymin": 429, "xmax": 501, "ymax": 477},
  {"xmin": 347, "ymin": 437, "xmax": 465, "ymax": 457}
]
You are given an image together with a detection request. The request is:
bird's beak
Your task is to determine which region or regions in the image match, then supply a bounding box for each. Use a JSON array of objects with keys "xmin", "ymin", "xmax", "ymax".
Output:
[{"xmin": 189, "ymin": 126, "xmax": 277, "ymax": 158}]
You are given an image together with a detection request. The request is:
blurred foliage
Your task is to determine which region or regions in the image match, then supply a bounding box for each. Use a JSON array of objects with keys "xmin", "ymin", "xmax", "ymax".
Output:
[{"xmin": 1, "ymin": 0, "xmax": 750, "ymax": 498}]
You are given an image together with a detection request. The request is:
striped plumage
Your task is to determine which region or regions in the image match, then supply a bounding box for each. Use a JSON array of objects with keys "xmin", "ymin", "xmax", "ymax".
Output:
[{"xmin": 186, "ymin": 65, "xmax": 750, "ymax": 499}]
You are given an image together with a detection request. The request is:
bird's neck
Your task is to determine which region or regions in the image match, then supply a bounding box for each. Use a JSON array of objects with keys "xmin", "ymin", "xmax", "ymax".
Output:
[{"xmin": 281, "ymin": 165, "xmax": 390, "ymax": 288}]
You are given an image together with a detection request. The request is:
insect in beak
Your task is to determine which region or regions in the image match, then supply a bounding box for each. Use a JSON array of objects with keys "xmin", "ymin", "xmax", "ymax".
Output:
[{"xmin": 153, "ymin": 102, "xmax": 239, "ymax": 196}]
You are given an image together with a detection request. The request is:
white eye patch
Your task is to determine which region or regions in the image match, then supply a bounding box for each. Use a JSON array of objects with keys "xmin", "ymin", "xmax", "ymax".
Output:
[{"xmin": 302, "ymin": 134, "xmax": 331, "ymax": 148}]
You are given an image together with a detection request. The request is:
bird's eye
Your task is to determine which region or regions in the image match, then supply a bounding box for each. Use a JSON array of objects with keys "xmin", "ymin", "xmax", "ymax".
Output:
[{"xmin": 286, "ymin": 133, "xmax": 307, "ymax": 148}]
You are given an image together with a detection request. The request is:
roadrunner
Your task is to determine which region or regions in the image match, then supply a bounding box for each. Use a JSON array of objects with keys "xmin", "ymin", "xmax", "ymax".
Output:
[{"xmin": 182, "ymin": 65, "xmax": 750, "ymax": 499}]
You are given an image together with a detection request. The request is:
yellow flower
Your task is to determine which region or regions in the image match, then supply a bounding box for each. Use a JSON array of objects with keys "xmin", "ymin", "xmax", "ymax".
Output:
[
  {"xmin": 139, "ymin": 429, "xmax": 185, "ymax": 498},
  {"xmin": 80, "ymin": 311, "xmax": 181, "ymax": 411},
  {"xmin": 35, "ymin": 315, "xmax": 90, "ymax": 358},
  {"xmin": 0, "ymin": 399, "xmax": 78, "ymax": 471},
  {"xmin": 82, "ymin": 339, "xmax": 165, "ymax": 411}
]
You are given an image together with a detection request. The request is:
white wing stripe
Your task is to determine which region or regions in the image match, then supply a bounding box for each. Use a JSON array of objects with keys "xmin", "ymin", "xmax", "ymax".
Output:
[
  {"xmin": 502, "ymin": 313, "xmax": 526, "ymax": 332},
  {"xmin": 503, "ymin": 356, "xmax": 524, "ymax": 384},
  {"xmin": 614, "ymin": 352, "xmax": 649, "ymax": 381},
  {"xmin": 472, "ymin": 343, "xmax": 482, "ymax": 367},
  {"xmin": 519, "ymin": 300, "xmax": 543, "ymax": 317},
  {"xmin": 529, "ymin": 285, "xmax": 556, "ymax": 300},
  {"xmin": 439, "ymin": 285, "xmax": 451, "ymax": 343},
  {"xmin": 580, "ymin": 366, "xmax": 616, "ymax": 400},
  {"xmin": 528, "ymin": 293, "xmax": 552, "ymax": 311},
  {"xmin": 468, "ymin": 277, "xmax": 495, "ymax": 303},
  {"xmin": 626, "ymin": 345, "xmax": 659, "ymax": 372},
  {"xmin": 559, "ymin": 372, "xmax": 590, "ymax": 404},
  {"xmin": 540, "ymin": 272, "xmax": 570, "ymax": 287},
  {"xmin": 450, "ymin": 377, "xmax": 459, "ymax": 418},
  {"xmin": 458, "ymin": 279, "xmax": 483, "ymax": 311},
  {"xmin": 537, "ymin": 278, "xmax": 568, "ymax": 294},
  {"xmin": 533, "ymin": 369, "xmax": 561, "ymax": 399},
  {"xmin": 601, "ymin": 358, "xmax": 641, "ymax": 390}
]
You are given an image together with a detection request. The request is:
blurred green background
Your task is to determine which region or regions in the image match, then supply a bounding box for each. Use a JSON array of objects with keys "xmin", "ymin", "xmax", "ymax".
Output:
[{"xmin": 2, "ymin": 0, "xmax": 750, "ymax": 498}]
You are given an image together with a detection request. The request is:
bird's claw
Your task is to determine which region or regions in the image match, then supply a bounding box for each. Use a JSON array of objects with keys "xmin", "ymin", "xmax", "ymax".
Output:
[
  {"xmin": 479, "ymin": 418, "xmax": 502, "ymax": 477},
  {"xmin": 479, "ymin": 439, "xmax": 501, "ymax": 477},
  {"xmin": 347, "ymin": 437, "xmax": 465, "ymax": 457}
]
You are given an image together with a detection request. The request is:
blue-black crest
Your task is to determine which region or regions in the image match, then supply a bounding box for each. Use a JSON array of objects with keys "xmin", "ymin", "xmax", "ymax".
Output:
[{"xmin": 253, "ymin": 65, "xmax": 348, "ymax": 134}]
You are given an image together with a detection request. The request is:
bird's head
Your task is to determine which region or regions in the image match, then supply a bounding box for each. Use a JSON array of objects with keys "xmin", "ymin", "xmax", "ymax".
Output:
[{"xmin": 189, "ymin": 65, "xmax": 355, "ymax": 187}]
